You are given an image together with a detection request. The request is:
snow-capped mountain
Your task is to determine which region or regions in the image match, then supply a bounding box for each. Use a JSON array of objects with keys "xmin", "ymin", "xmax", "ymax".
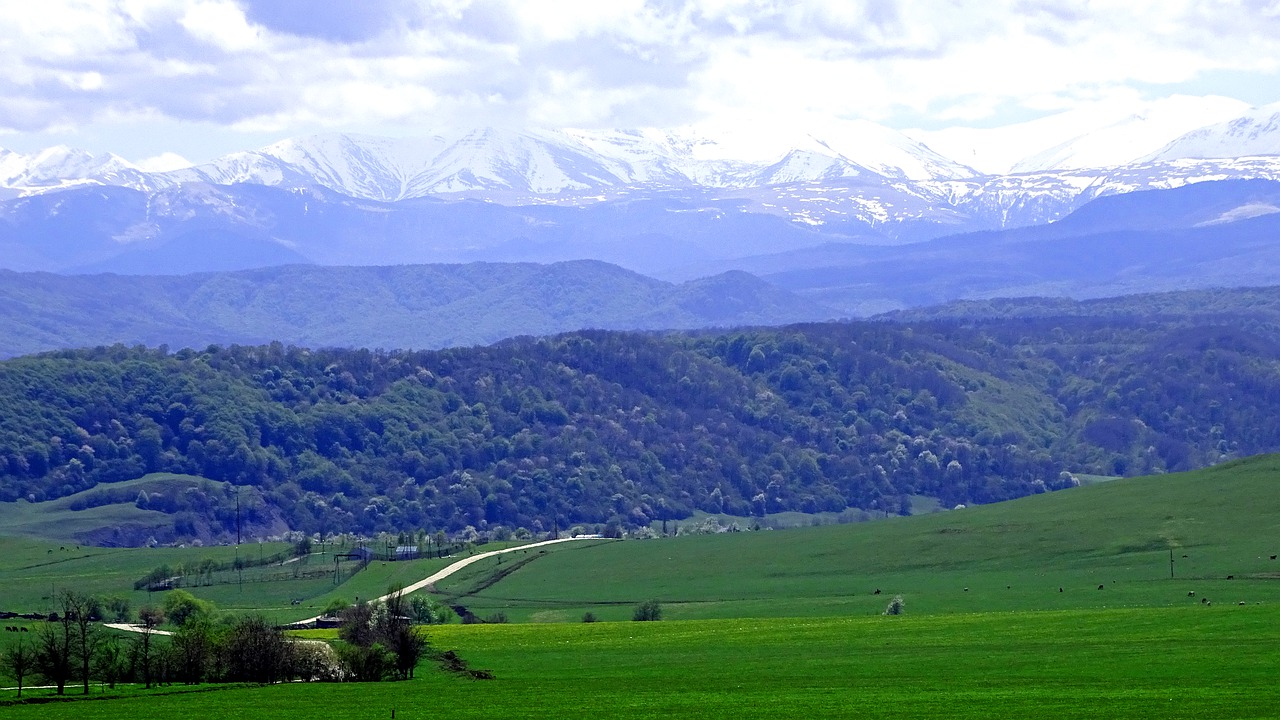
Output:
[
  {"xmin": 1141, "ymin": 104, "xmax": 1280, "ymax": 163},
  {"xmin": 158, "ymin": 124, "xmax": 971, "ymax": 201},
  {"xmin": 1, "ymin": 98, "xmax": 1279, "ymax": 239},
  {"xmin": 0, "ymin": 146, "xmax": 154, "ymax": 193},
  {"xmin": 907, "ymin": 95, "xmax": 1251, "ymax": 175}
]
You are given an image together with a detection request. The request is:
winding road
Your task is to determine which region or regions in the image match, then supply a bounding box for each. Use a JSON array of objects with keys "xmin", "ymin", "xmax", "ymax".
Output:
[
  {"xmin": 101, "ymin": 535, "xmax": 606, "ymax": 635},
  {"xmin": 290, "ymin": 535, "xmax": 605, "ymax": 626}
]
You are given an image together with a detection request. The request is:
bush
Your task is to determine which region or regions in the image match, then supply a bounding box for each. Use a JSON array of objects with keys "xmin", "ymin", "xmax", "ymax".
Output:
[
  {"xmin": 632, "ymin": 600, "xmax": 662, "ymax": 621},
  {"xmin": 883, "ymin": 595, "xmax": 905, "ymax": 616},
  {"xmin": 163, "ymin": 590, "xmax": 213, "ymax": 627},
  {"xmin": 582, "ymin": 612, "xmax": 597, "ymax": 623},
  {"xmin": 334, "ymin": 642, "xmax": 394, "ymax": 682},
  {"xmin": 484, "ymin": 612, "xmax": 509, "ymax": 624}
]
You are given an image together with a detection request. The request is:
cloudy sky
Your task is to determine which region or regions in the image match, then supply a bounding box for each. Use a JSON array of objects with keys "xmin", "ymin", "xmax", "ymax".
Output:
[{"xmin": 2, "ymin": 0, "xmax": 1279, "ymax": 168}]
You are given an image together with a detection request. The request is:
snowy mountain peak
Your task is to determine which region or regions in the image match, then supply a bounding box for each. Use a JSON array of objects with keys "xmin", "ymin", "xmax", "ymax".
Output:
[
  {"xmin": 0, "ymin": 145, "xmax": 145, "ymax": 192},
  {"xmin": 910, "ymin": 95, "xmax": 1253, "ymax": 175},
  {"xmin": 1141, "ymin": 106, "xmax": 1280, "ymax": 163}
]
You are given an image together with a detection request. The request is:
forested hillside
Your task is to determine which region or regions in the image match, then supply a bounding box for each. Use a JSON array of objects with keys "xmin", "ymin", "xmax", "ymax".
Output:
[
  {"xmin": 0, "ymin": 261, "xmax": 833, "ymax": 358},
  {"xmin": 2, "ymin": 312, "xmax": 1279, "ymax": 543}
]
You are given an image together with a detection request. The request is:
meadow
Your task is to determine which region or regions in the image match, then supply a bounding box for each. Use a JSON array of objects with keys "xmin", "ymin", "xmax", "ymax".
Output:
[
  {"xmin": 3, "ymin": 456, "xmax": 1279, "ymax": 717},
  {"xmin": 5, "ymin": 606, "xmax": 1279, "ymax": 719},
  {"xmin": 433, "ymin": 456, "xmax": 1280, "ymax": 621}
]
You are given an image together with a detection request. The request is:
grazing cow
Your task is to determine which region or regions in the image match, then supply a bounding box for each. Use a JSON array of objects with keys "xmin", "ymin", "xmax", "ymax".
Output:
[
  {"xmin": 1059, "ymin": 587, "xmax": 1063, "ymax": 593},
  {"xmin": 1097, "ymin": 584, "xmax": 1105, "ymax": 590},
  {"xmin": 963, "ymin": 587, "xmax": 969, "ymax": 592},
  {"xmin": 20, "ymin": 627, "xmax": 27, "ymax": 632},
  {"xmin": 873, "ymin": 589, "xmax": 881, "ymax": 595},
  {"xmin": 1239, "ymin": 601, "xmax": 1246, "ymax": 606},
  {"xmin": 1271, "ymin": 555, "xmax": 1277, "ymax": 561},
  {"xmin": 1228, "ymin": 575, "xmax": 1235, "ymax": 580},
  {"xmin": 1188, "ymin": 591, "xmax": 1195, "ymax": 597}
]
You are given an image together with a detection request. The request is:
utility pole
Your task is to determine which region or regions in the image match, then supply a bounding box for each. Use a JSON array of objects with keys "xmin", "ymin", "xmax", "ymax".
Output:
[
  {"xmin": 1170, "ymin": 548, "xmax": 1175, "ymax": 579},
  {"xmin": 235, "ymin": 488, "xmax": 242, "ymax": 545}
]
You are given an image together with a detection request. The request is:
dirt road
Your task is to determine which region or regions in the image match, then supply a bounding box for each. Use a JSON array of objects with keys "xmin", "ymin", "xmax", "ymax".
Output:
[{"xmin": 291, "ymin": 535, "xmax": 605, "ymax": 625}]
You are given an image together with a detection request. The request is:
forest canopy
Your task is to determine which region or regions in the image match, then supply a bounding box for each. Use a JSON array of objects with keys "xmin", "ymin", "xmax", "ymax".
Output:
[{"xmin": 2, "ymin": 313, "xmax": 1279, "ymax": 543}]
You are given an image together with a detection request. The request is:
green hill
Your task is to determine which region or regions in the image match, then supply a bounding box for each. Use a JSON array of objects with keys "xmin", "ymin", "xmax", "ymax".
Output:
[
  {"xmin": 4, "ymin": 310, "xmax": 1280, "ymax": 543},
  {"xmin": 0, "ymin": 261, "xmax": 834, "ymax": 358},
  {"xmin": 430, "ymin": 455, "xmax": 1280, "ymax": 621}
]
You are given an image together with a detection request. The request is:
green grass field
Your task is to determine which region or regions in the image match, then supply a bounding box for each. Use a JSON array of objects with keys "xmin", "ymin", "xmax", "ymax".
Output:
[
  {"xmin": 4, "ymin": 457, "xmax": 1280, "ymax": 717},
  {"xmin": 432, "ymin": 456, "xmax": 1280, "ymax": 621},
  {"xmin": 0, "ymin": 474, "xmax": 216, "ymax": 542},
  {"xmin": 6, "ymin": 606, "xmax": 1279, "ymax": 718}
]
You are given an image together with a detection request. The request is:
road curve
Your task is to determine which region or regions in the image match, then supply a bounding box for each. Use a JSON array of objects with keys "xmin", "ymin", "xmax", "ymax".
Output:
[
  {"xmin": 291, "ymin": 535, "xmax": 607, "ymax": 626},
  {"xmin": 100, "ymin": 536, "xmax": 608, "ymax": 635}
]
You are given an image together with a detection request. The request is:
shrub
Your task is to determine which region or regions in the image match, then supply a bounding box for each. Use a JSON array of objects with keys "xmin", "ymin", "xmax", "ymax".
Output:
[
  {"xmin": 582, "ymin": 612, "xmax": 597, "ymax": 623},
  {"xmin": 633, "ymin": 600, "xmax": 662, "ymax": 621},
  {"xmin": 883, "ymin": 595, "xmax": 905, "ymax": 616}
]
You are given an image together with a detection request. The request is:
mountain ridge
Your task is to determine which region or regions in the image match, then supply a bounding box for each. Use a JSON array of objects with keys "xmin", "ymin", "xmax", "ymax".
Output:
[{"xmin": 0, "ymin": 260, "xmax": 838, "ymax": 358}]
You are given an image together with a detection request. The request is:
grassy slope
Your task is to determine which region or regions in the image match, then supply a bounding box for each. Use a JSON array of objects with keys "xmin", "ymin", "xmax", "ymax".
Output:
[
  {"xmin": 0, "ymin": 474, "xmax": 203, "ymax": 541},
  {"xmin": 4, "ymin": 459, "xmax": 1280, "ymax": 717},
  {"xmin": 433, "ymin": 456, "xmax": 1280, "ymax": 621},
  {"xmin": 6, "ymin": 607, "xmax": 1280, "ymax": 719}
]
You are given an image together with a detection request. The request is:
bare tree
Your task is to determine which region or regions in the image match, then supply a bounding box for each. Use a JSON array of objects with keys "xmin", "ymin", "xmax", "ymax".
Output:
[
  {"xmin": 36, "ymin": 598, "xmax": 75, "ymax": 695},
  {"xmin": 2, "ymin": 634, "xmax": 33, "ymax": 698},
  {"xmin": 66, "ymin": 591, "xmax": 101, "ymax": 695}
]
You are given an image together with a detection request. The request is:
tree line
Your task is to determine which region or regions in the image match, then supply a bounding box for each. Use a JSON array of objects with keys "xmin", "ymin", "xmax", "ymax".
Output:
[
  {"xmin": 1, "ymin": 314, "xmax": 1279, "ymax": 542},
  {"xmin": 1, "ymin": 587, "xmax": 432, "ymax": 697}
]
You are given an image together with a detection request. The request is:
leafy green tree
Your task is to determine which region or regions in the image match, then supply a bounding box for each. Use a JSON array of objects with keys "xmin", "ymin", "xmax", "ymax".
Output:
[
  {"xmin": 163, "ymin": 589, "xmax": 213, "ymax": 628},
  {"xmin": 632, "ymin": 600, "xmax": 663, "ymax": 622}
]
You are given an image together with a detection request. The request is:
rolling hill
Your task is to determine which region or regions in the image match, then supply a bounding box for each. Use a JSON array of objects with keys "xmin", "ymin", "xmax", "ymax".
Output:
[
  {"xmin": 0, "ymin": 260, "xmax": 836, "ymax": 358},
  {"xmin": 431, "ymin": 455, "xmax": 1280, "ymax": 621}
]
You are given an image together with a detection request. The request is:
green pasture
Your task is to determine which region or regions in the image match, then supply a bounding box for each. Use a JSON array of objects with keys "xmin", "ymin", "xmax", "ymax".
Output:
[
  {"xmin": 0, "ymin": 536, "xmax": 296, "ymax": 613},
  {"xmin": 0, "ymin": 474, "xmax": 216, "ymax": 542},
  {"xmin": 433, "ymin": 456, "xmax": 1280, "ymax": 621},
  {"xmin": 6, "ymin": 606, "xmax": 1280, "ymax": 718}
]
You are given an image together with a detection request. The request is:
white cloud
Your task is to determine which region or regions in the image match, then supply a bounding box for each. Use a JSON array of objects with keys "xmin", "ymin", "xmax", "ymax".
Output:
[
  {"xmin": 0, "ymin": 0, "xmax": 1278, "ymax": 159},
  {"xmin": 134, "ymin": 151, "xmax": 192, "ymax": 171},
  {"xmin": 179, "ymin": 1, "xmax": 265, "ymax": 53}
]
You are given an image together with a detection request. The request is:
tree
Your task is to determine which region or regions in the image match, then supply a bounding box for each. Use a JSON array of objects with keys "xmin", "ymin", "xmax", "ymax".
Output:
[
  {"xmin": 221, "ymin": 615, "xmax": 292, "ymax": 684},
  {"xmin": 883, "ymin": 595, "xmax": 905, "ymax": 616},
  {"xmin": 66, "ymin": 590, "xmax": 102, "ymax": 694},
  {"xmin": 172, "ymin": 617, "xmax": 217, "ymax": 684},
  {"xmin": 132, "ymin": 605, "xmax": 165, "ymax": 688},
  {"xmin": 632, "ymin": 600, "xmax": 662, "ymax": 621},
  {"xmin": 35, "ymin": 592, "xmax": 78, "ymax": 695},
  {"xmin": 95, "ymin": 634, "xmax": 126, "ymax": 689},
  {"xmin": 2, "ymin": 634, "xmax": 33, "ymax": 698},
  {"xmin": 337, "ymin": 588, "xmax": 427, "ymax": 681},
  {"xmin": 103, "ymin": 595, "xmax": 131, "ymax": 623},
  {"xmin": 338, "ymin": 601, "xmax": 375, "ymax": 647},
  {"xmin": 163, "ymin": 589, "xmax": 212, "ymax": 628}
]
